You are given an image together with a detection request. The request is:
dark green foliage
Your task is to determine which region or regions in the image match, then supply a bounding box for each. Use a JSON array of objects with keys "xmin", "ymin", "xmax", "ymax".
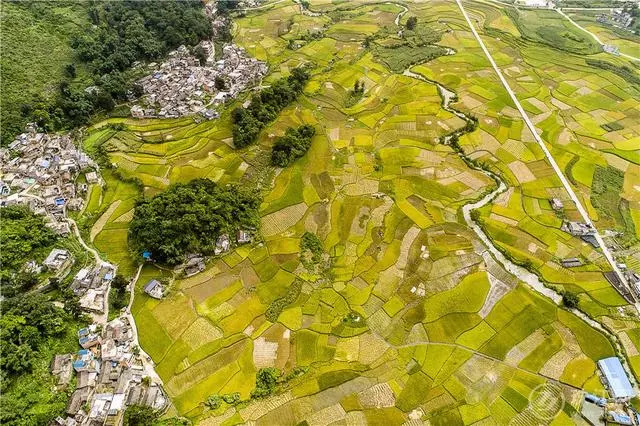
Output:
[
  {"xmin": 345, "ymin": 80, "xmax": 365, "ymax": 107},
  {"xmin": 232, "ymin": 68, "xmax": 310, "ymax": 148},
  {"xmin": 204, "ymin": 394, "xmax": 222, "ymax": 410},
  {"xmin": 250, "ymin": 367, "xmax": 307, "ymax": 399},
  {"xmin": 0, "ymin": 205, "xmax": 57, "ymax": 286},
  {"xmin": 265, "ymin": 279, "xmax": 303, "ymax": 322},
  {"xmin": 64, "ymin": 63, "xmax": 76, "ymax": 78},
  {"xmin": 0, "ymin": 294, "xmax": 69, "ymax": 376},
  {"xmin": 406, "ymin": 16, "xmax": 418, "ymax": 30},
  {"xmin": 214, "ymin": 76, "xmax": 226, "ymax": 90},
  {"xmin": 300, "ymin": 232, "xmax": 323, "ymax": 266},
  {"xmin": 109, "ymin": 274, "xmax": 130, "ymax": 313},
  {"xmin": 0, "ymin": 293, "xmax": 81, "ymax": 425},
  {"xmin": 562, "ymin": 292, "xmax": 579, "ymax": 309},
  {"xmin": 128, "ymin": 179, "xmax": 260, "ymax": 265},
  {"xmin": 585, "ymin": 59, "xmax": 640, "ymax": 87},
  {"xmin": 251, "ymin": 368, "xmax": 282, "ymax": 399},
  {"xmin": 221, "ymin": 392, "xmax": 241, "ymax": 405},
  {"xmin": 271, "ymin": 125, "xmax": 316, "ymax": 167},
  {"xmin": 123, "ymin": 404, "xmax": 159, "ymax": 426},
  {"xmin": 74, "ymin": 1, "xmax": 211, "ymax": 75}
]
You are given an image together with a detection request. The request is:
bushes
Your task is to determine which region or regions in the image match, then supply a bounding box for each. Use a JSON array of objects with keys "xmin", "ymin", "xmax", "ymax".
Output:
[
  {"xmin": 265, "ymin": 280, "xmax": 303, "ymax": 322},
  {"xmin": 271, "ymin": 125, "xmax": 316, "ymax": 167},
  {"xmin": 585, "ymin": 59, "xmax": 640, "ymax": 86},
  {"xmin": 232, "ymin": 67, "xmax": 310, "ymax": 148},
  {"xmin": 0, "ymin": 205, "xmax": 57, "ymax": 288},
  {"xmin": 128, "ymin": 178, "xmax": 260, "ymax": 265}
]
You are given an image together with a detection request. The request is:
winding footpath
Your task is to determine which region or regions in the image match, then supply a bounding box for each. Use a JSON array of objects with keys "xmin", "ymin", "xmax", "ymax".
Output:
[{"xmin": 455, "ymin": 0, "xmax": 631, "ymax": 297}]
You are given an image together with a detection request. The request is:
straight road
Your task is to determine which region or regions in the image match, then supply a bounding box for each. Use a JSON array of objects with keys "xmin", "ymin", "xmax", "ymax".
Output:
[{"xmin": 454, "ymin": 0, "xmax": 630, "ymax": 294}]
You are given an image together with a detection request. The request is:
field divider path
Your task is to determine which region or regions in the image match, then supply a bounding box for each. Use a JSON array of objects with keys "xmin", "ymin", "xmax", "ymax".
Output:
[{"xmin": 456, "ymin": 0, "xmax": 631, "ymax": 297}]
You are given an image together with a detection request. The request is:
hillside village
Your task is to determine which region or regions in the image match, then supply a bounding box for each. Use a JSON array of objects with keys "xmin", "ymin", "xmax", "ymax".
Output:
[
  {"xmin": 0, "ymin": 125, "xmax": 169, "ymax": 424},
  {"xmin": 130, "ymin": 43, "xmax": 267, "ymax": 120}
]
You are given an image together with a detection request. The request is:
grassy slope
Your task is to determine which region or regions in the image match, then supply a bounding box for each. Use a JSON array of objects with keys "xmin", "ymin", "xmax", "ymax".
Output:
[{"xmin": 0, "ymin": 1, "xmax": 89, "ymax": 142}]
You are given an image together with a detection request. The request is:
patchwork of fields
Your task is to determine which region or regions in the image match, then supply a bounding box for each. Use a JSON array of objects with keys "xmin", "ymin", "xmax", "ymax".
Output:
[{"xmin": 79, "ymin": 0, "xmax": 640, "ymax": 424}]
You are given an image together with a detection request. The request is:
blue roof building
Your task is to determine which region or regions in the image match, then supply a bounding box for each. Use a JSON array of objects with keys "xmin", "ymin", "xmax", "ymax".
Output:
[{"xmin": 598, "ymin": 357, "xmax": 636, "ymax": 399}]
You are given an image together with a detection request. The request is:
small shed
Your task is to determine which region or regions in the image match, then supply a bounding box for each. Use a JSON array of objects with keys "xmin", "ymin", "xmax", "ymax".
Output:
[{"xmin": 144, "ymin": 279, "xmax": 163, "ymax": 299}]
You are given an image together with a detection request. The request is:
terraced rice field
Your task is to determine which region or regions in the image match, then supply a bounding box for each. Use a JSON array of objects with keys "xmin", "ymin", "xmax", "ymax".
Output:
[{"xmin": 79, "ymin": 0, "xmax": 640, "ymax": 423}]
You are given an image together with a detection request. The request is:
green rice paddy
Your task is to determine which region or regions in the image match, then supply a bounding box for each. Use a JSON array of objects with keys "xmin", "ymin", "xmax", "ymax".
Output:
[{"xmin": 76, "ymin": 0, "xmax": 640, "ymax": 423}]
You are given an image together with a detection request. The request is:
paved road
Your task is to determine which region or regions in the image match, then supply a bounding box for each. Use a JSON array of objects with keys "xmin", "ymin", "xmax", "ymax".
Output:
[
  {"xmin": 454, "ymin": 0, "xmax": 630, "ymax": 294},
  {"xmin": 556, "ymin": 8, "xmax": 640, "ymax": 62}
]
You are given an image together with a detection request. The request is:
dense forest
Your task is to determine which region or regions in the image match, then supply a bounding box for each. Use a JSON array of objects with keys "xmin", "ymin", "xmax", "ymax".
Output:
[
  {"xmin": 0, "ymin": 206, "xmax": 58, "ymax": 297},
  {"xmin": 271, "ymin": 125, "xmax": 316, "ymax": 167},
  {"xmin": 4, "ymin": 0, "xmax": 212, "ymax": 143},
  {"xmin": 128, "ymin": 179, "xmax": 261, "ymax": 265},
  {"xmin": 0, "ymin": 205, "xmax": 86, "ymax": 424},
  {"xmin": 232, "ymin": 67, "xmax": 311, "ymax": 148}
]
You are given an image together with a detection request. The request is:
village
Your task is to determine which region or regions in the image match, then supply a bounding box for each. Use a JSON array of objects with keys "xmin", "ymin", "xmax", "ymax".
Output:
[
  {"xmin": 130, "ymin": 41, "xmax": 267, "ymax": 120},
  {"xmin": 0, "ymin": 124, "xmax": 97, "ymax": 235},
  {"xmin": 51, "ymin": 317, "xmax": 167, "ymax": 426},
  {"xmin": 0, "ymin": 125, "xmax": 170, "ymax": 425}
]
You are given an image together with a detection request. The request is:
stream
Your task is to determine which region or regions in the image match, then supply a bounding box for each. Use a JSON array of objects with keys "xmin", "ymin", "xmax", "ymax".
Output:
[{"xmin": 403, "ymin": 66, "xmax": 637, "ymax": 388}]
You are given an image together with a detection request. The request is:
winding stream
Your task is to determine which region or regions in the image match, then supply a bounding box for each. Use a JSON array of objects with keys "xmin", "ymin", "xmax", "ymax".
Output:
[{"xmin": 403, "ymin": 66, "xmax": 637, "ymax": 388}]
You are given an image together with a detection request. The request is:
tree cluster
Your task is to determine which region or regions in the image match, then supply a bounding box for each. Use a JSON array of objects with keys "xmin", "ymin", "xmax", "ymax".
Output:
[
  {"xmin": 0, "ymin": 206, "xmax": 57, "ymax": 294},
  {"xmin": 128, "ymin": 179, "xmax": 260, "ymax": 265},
  {"xmin": 271, "ymin": 125, "xmax": 316, "ymax": 167},
  {"xmin": 232, "ymin": 67, "xmax": 310, "ymax": 148},
  {"xmin": 109, "ymin": 274, "xmax": 130, "ymax": 313},
  {"xmin": 250, "ymin": 367, "xmax": 306, "ymax": 399},
  {"xmin": 0, "ymin": 294, "xmax": 70, "ymax": 377},
  {"xmin": 15, "ymin": 0, "xmax": 212, "ymax": 141},
  {"xmin": 406, "ymin": 16, "xmax": 418, "ymax": 30}
]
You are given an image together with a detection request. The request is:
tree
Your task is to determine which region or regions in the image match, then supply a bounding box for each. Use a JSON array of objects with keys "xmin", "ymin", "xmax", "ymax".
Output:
[
  {"xmin": 123, "ymin": 405, "xmax": 158, "ymax": 426},
  {"xmin": 562, "ymin": 292, "xmax": 579, "ymax": 309},
  {"xmin": 406, "ymin": 16, "xmax": 418, "ymax": 30},
  {"xmin": 64, "ymin": 64, "xmax": 77, "ymax": 78},
  {"xmin": 214, "ymin": 76, "xmax": 226, "ymax": 90},
  {"xmin": 232, "ymin": 67, "xmax": 310, "ymax": 148},
  {"xmin": 128, "ymin": 179, "xmax": 260, "ymax": 264},
  {"xmin": 251, "ymin": 368, "xmax": 282, "ymax": 399},
  {"xmin": 271, "ymin": 125, "xmax": 316, "ymax": 167}
]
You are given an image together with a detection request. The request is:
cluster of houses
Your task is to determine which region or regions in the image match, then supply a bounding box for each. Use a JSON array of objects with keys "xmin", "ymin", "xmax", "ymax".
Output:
[
  {"xmin": 51, "ymin": 318, "xmax": 167, "ymax": 426},
  {"xmin": 72, "ymin": 264, "xmax": 116, "ymax": 314},
  {"xmin": 580, "ymin": 357, "xmax": 640, "ymax": 425},
  {"xmin": 0, "ymin": 125, "xmax": 98, "ymax": 235},
  {"xmin": 130, "ymin": 43, "xmax": 267, "ymax": 120},
  {"xmin": 562, "ymin": 220, "xmax": 600, "ymax": 248},
  {"xmin": 597, "ymin": 9, "xmax": 635, "ymax": 31}
]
